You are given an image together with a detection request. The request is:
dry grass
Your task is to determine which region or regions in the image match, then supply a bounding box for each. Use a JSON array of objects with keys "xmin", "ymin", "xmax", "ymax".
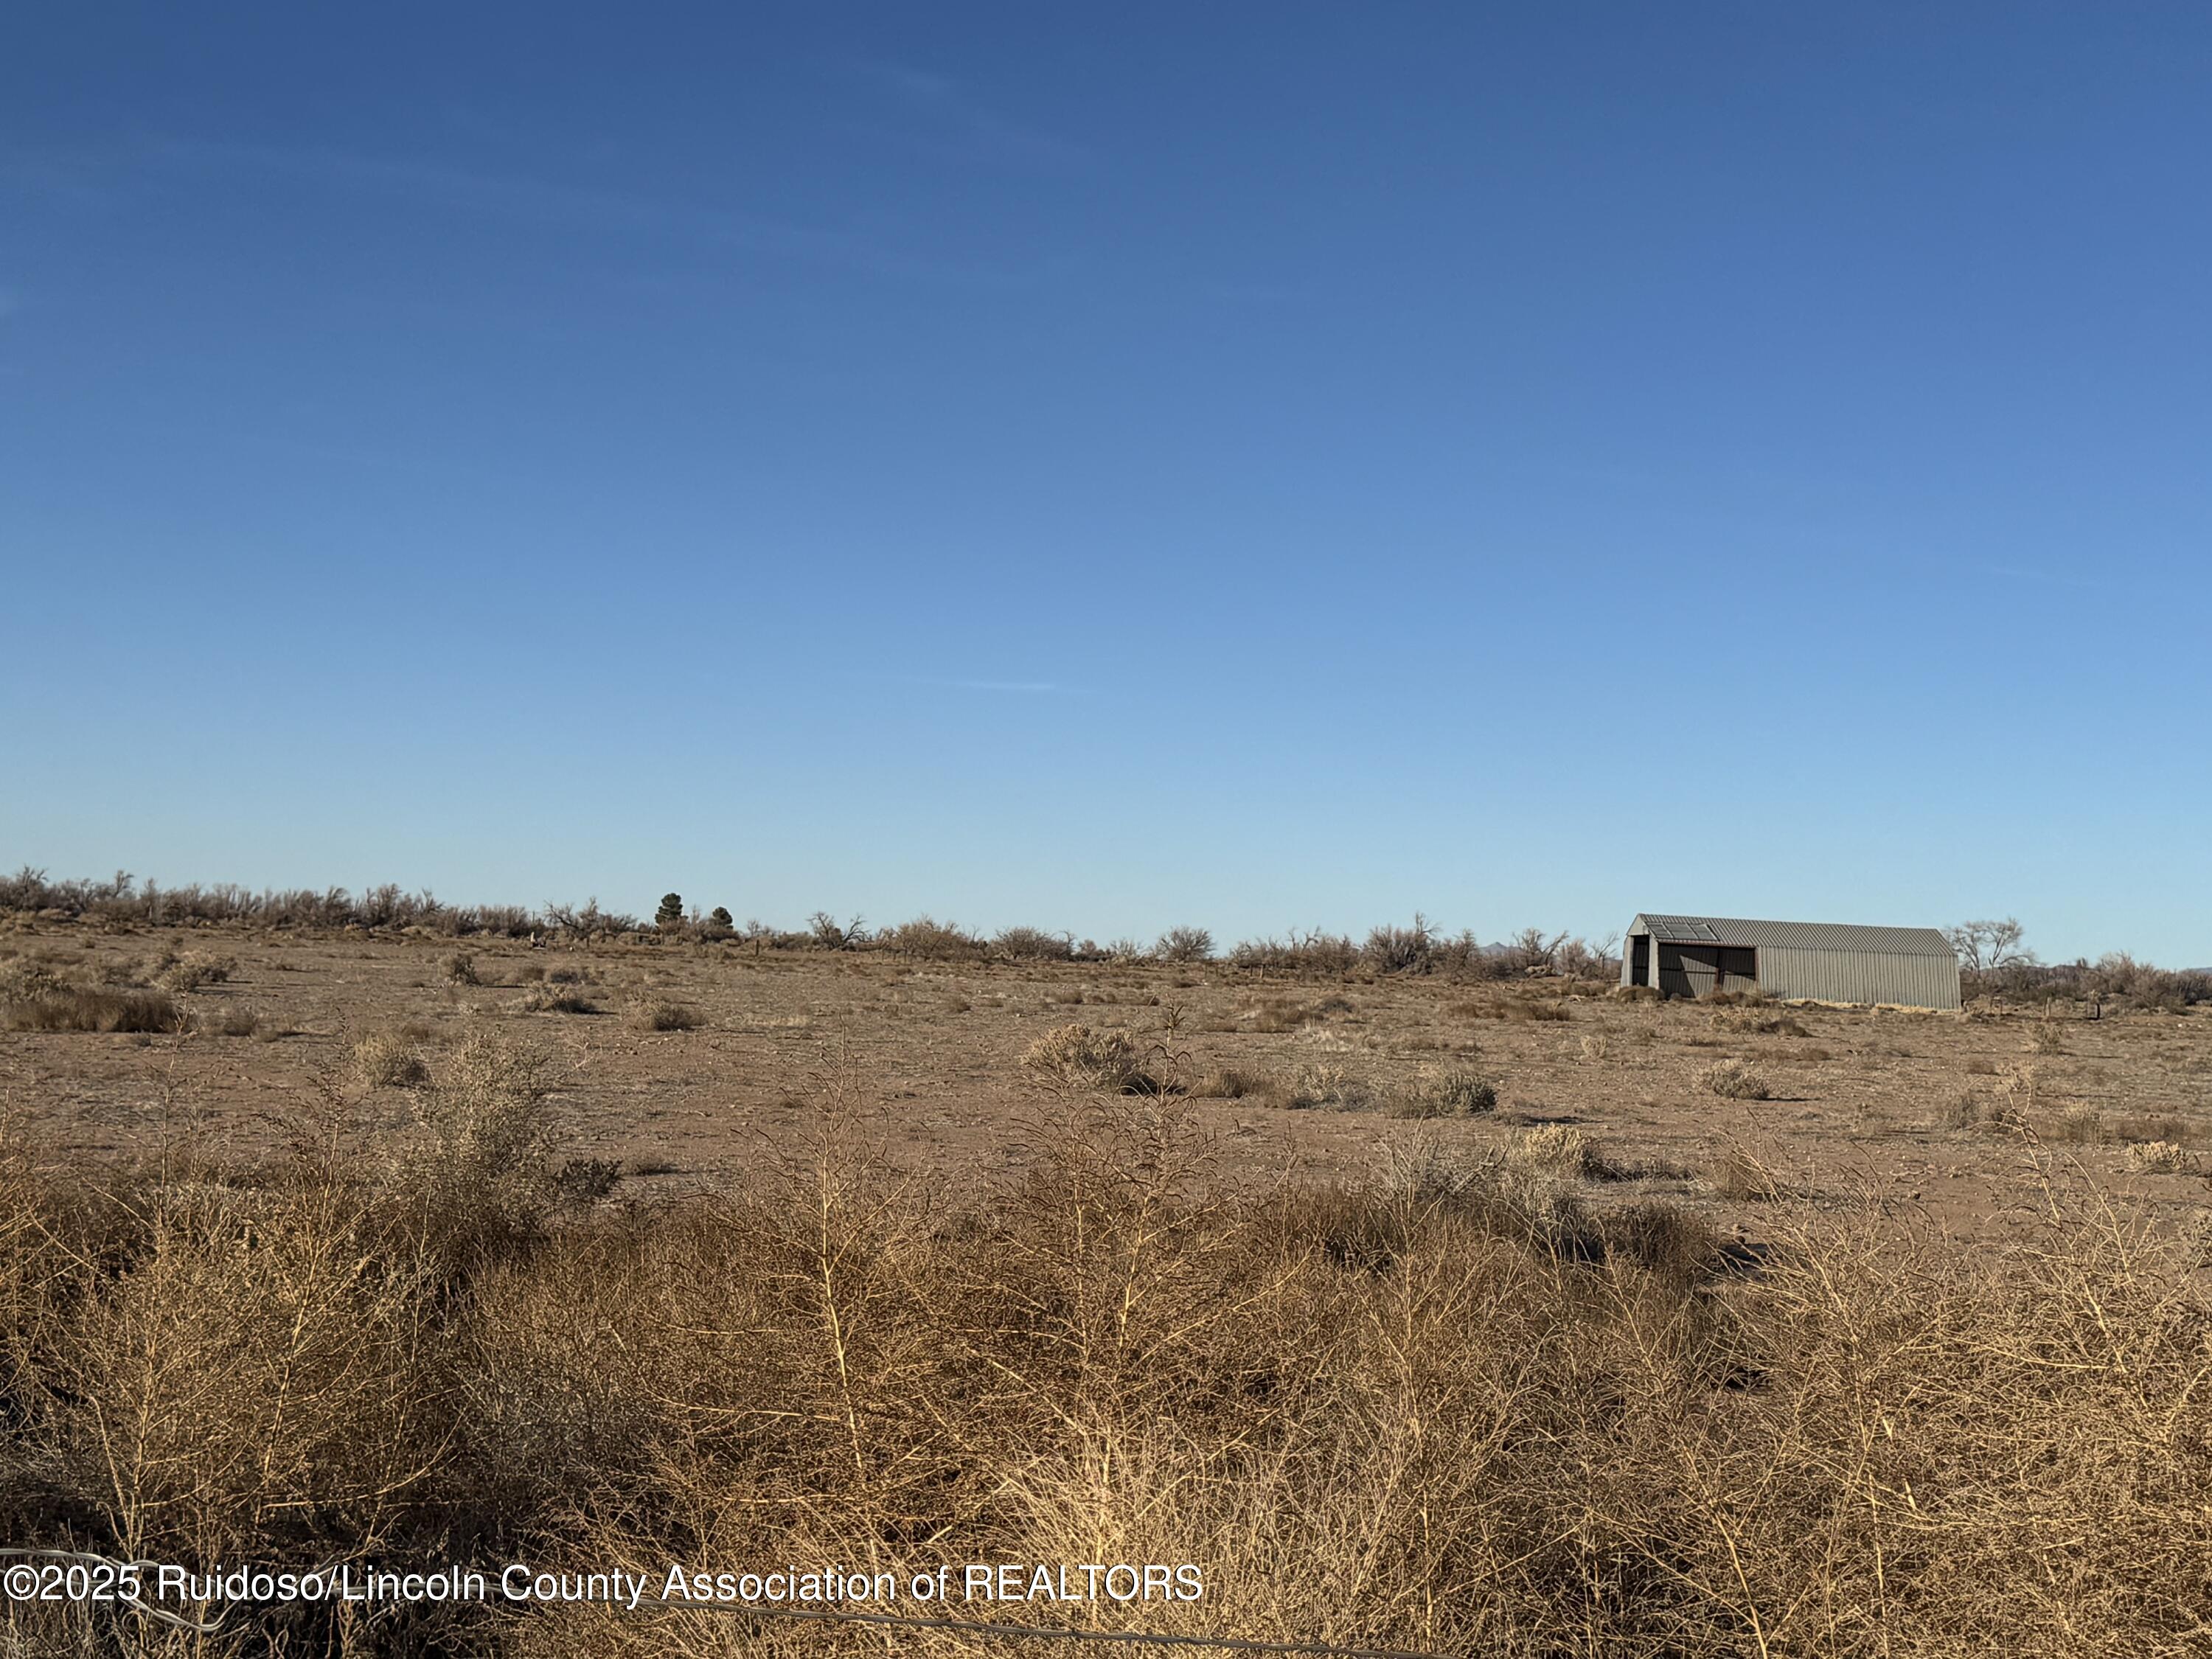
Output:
[
  {"xmin": 1020, "ymin": 1023, "xmax": 1157, "ymax": 1093},
  {"xmin": 1700, "ymin": 1057, "xmax": 1773, "ymax": 1100},
  {"xmin": 153, "ymin": 949, "xmax": 236, "ymax": 993},
  {"xmin": 0, "ymin": 1081, "xmax": 2202, "ymax": 1655},
  {"xmin": 1386, "ymin": 1064, "xmax": 1498, "ymax": 1118},
  {"xmin": 352, "ymin": 1030, "xmax": 429, "ymax": 1088},
  {"xmin": 1, "ymin": 985, "xmax": 184, "ymax": 1033},
  {"xmin": 517, "ymin": 982, "xmax": 599, "ymax": 1015}
]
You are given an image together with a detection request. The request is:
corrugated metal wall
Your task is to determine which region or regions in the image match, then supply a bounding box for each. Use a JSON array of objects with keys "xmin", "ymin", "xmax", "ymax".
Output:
[{"xmin": 1756, "ymin": 947, "xmax": 1961, "ymax": 1009}]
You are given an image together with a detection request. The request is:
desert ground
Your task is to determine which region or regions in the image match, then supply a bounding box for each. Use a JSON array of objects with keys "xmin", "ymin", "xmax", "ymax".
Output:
[
  {"xmin": 4, "ymin": 922, "xmax": 2206, "ymax": 1239},
  {"xmin": 4, "ymin": 919, "xmax": 2210, "ymax": 1657}
]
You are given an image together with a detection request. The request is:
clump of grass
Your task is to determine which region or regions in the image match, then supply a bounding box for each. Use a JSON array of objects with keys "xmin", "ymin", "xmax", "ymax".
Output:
[
  {"xmin": 1020, "ymin": 1023, "xmax": 1155, "ymax": 1093},
  {"xmin": 1507, "ymin": 1124, "xmax": 1604, "ymax": 1180},
  {"xmin": 1711, "ymin": 1008, "xmax": 1810, "ymax": 1037},
  {"xmin": 2055, "ymin": 1105, "xmax": 2108, "ymax": 1144},
  {"xmin": 155, "ymin": 950, "xmax": 235, "ymax": 993},
  {"xmin": 518, "ymin": 983, "xmax": 599, "ymax": 1015},
  {"xmin": 1187, "ymin": 1066, "xmax": 1278, "ymax": 1102},
  {"xmin": 1286, "ymin": 1062, "xmax": 1368, "ymax": 1110},
  {"xmin": 1503, "ymin": 998, "xmax": 1571, "ymax": 1023},
  {"xmin": 1701, "ymin": 1057, "xmax": 1773, "ymax": 1100},
  {"xmin": 1388, "ymin": 1065, "xmax": 1498, "ymax": 1119},
  {"xmin": 2126, "ymin": 1140, "xmax": 2189, "ymax": 1175},
  {"xmin": 3, "ymin": 986, "xmax": 184, "ymax": 1033},
  {"xmin": 354, "ymin": 1031, "xmax": 430, "ymax": 1088},
  {"xmin": 1599, "ymin": 1200, "xmax": 1719, "ymax": 1283},
  {"xmin": 0, "ymin": 958, "xmax": 70, "ymax": 1001},
  {"xmin": 214, "ymin": 1006, "xmax": 264, "ymax": 1039},
  {"xmin": 636, "ymin": 1001, "xmax": 702, "ymax": 1032},
  {"xmin": 1706, "ymin": 1144, "xmax": 1785, "ymax": 1200}
]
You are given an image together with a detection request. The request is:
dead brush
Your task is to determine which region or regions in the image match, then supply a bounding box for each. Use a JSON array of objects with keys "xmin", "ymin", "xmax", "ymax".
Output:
[
  {"xmin": 633, "ymin": 998, "xmax": 703, "ymax": 1032},
  {"xmin": 1, "ymin": 1001, "xmax": 2209, "ymax": 1655},
  {"xmin": 1284, "ymin": 1061, "xmax": 1368, "ymax": 1110},
  {"xmin": 1700, "ymin": 1057, "xmax": 1773, "ymax": 1100},
  {"xmin": 1502, "ymin": 997, "xmax": 1571, "ymax": 1023},
  {"xmin": 2, "ymin": 985, "xmax": 184, "ymax": 1033},
  {"xmin": 1386, "ymin": 1064, "xmax": 1498, "ymax": 1118},
  {"xmin": 352, "ymin": 1030, "xmax": 428, "ymax": 1088},
  {"xmin": 1020, "ymin": 1023, "xmax": 1158, "ymax": 1093},
  {"xmin": 1709, "ymin": 1006, "xmax": 1811, "ymax": 1037},
  {"xmin": 517, "ymin": 981, "xmax": 599, "ymax": 1015},
  {"xmin": 1707, "ymin": 1142, "xmax": 1787, "ymax": 1200},
  {"xmin": 1186, "ymin": 1066, "xmax": 1280, "ymax": 1103}
]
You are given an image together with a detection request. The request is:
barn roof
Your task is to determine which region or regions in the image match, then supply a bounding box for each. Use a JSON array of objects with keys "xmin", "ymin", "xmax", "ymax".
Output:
[{"xmin": 1629, "ymin": 914, "xmax": 1955, "ymax": 958}]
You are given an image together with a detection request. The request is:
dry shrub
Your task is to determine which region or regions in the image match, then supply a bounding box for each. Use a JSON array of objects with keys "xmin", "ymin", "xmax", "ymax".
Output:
[
  {"xmin": 1388, "ymin": 1064, "xmax": 1498, "ymax": 1119},
  {"xmin": 352, "ymin": 1031, "xmax": 429, "ymax": 1088},
  {"xmin": 0, "ymin": 1101, "xmax": 2206, "ymax": 1654},
  {"xmin": 0, "ymin": 957, "xmax": 69, "ymax": 1001},
  {"xmin": 1707, "ymin": 1144, "xmax": 1786, "ymax": 1200},
  {"xmin": 3, "ymin": 986, "xmax": 184, "ymax": 1033},
  {"xmin": 876, "ymin": 915, "xmax": 986, "ymax": 960},
  {"xmin": 1020, "ymin": 1023, "xmax": 1155, "ymax": 1093},
  {"xmin": 1711, "ymin": 1007, "xmax": 1810, "ymax": 1037},
  {"xmin": 31, "ymin": 1180, "xmax": 441, "ymax": 1579},
  {"xmin": 1187, "ymin": 1066, "xmax": 1277, "ymax": 1102},
  {"xmin": 994, "ymin": 925, "xmax": 1073, "ymax": 962},
  {"xmin": 393, "ymin": 1028, "xmax": 562, "ymax": 1265},
  {"xmin": 2126, "ymin": 1140, "xmax": 2189, "ymax": 1174},
  {"xmin": 1286, "ymin": 1061, "xmax": 1368, "ymax": 1110},
  {"xmin": 518, "ymin": 982, "xmax": 598, "ymax": 1015},
  {"xmin": 1701, "ymin": 1057, "xmax": 1773, "ymax": 1100},
  {"xmin": 154, "ymin": 949, "xmax": 234, "ymax": 993},
  {"xmin": 1599, "ymin": 1199, "xmax": 1719, "ymax": 1284},
  {"xmin": 1155, "ymin": 925, "xmax": 1215, "ymax": 962},
  {"xmin": 2055, "ymin": 1104, "xmax": 2108, "ymax": 1144},
  {"xmin": 1503, "ymin": 997, "xmax": 1571, "ymax": 1023},
  {"xmin": 213, "ymin": 1006, "xmax": 263, "ymax": 1039}
]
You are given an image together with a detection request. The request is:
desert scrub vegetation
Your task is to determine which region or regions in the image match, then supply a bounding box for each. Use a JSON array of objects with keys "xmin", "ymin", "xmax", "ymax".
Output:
[
  {"xmin": 633, "ymin": 998, "xmax": 702, "ymax": 1032},
  {"xmin": 1020, "ymin": 1023, "xmax": 1157, "ymax": 1093},
  {"xmin": 516, "ymin": 981, "xmax": 599, "ymax": 1015},
  {"xmin": 1386, "ymin": 1063, "xmax": 1498, "ymax": 1118},
  {"xmin": 352, "ymin": 1030, "xmax": 429, "ymax": 1088},
  {"xmin": 1701, "ymin": 1056, "xmax": 1773, "ymax": 1100},
  {"xmin": 1, "ymin": 976, "xmax": 184, "ymax": 1033},
  {"xmin": 0, "ymin": 1098, "xmax": 2207, "ymax": 1655}
]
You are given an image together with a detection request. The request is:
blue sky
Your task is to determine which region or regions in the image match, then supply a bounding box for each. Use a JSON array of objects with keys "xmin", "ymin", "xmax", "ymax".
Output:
[{"xmin": 4, "ymin": 4, "xmax": 2208, "ymax": 961}]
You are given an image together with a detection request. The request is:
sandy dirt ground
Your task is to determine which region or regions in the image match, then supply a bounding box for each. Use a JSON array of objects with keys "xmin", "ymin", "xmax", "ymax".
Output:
[{"xmin": 4, "ymin": 925, "xmax": 2208, "ymax": 1242}]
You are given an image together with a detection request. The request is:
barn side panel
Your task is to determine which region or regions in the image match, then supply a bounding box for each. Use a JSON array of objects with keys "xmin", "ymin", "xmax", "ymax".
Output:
[{"xmin": 1756, "ymin": 947, "xmax": 1961, "ymax": 1010}]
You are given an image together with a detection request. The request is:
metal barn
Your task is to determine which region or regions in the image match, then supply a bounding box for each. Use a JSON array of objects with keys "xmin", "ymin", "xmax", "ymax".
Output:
[{"xmin": 1621, "ymin": 914, "xmax": 1961, "ymax": 1010}]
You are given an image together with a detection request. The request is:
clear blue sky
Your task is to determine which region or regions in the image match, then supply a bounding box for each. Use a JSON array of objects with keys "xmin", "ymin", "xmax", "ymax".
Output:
[{"xmin": 4, "ymin": 4, "xmax": 2208, "ymax": 962}]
